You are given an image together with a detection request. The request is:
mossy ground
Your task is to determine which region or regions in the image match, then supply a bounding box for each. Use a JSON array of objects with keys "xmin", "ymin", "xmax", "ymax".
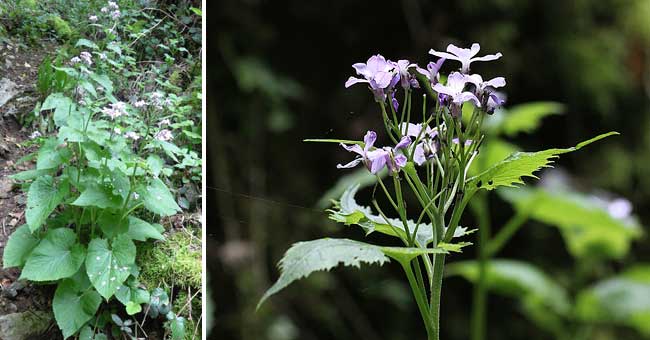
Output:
[{"xmin": 138, "ymin": 228, "xmax": 202, "ymax": 290}]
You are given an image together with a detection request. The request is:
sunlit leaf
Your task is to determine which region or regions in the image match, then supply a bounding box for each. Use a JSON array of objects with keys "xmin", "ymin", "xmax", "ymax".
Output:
[
  {"xmin": 467, "ymin": 132, "xmax": 618, "ymax": 191},
  {"xmin": 257, "ymin": 238, "xmax": 446, "ymax": 309}
]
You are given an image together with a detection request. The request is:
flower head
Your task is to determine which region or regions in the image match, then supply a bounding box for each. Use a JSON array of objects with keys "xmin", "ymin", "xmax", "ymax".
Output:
[
  {"xmin": 429, "ymin": 43, "xmax": 502, "ymax": 73},
  {"xmin": 338, "ymin": 131, "xmax": 410, "ymax": 174},
  {"xmin": 393, "ymin": 59, "xmax": 419, "ymax": 90},
  {"xmin": 89, "ymin": 15, "xmax": 98, "ymax": 22},
  {"xmin": 70, "ymin": 56, "xmax": 81, "ymax": 64},
  {"xmin": 79, "ymin": 51, "xmax": 93, "ymax": 66},
  {"xmin": 345, "ymin": 55, "xmax": 398, "ymax": 101},
  {"xmin": 101, "ymin": 102, "xmax": 128, "ymax": 119},
  {"xmin": 29, "ymin": 131, "xmax": 42, "ymax": 139},
  {"xmin": 158, "ymin": 118, "xmax": 171, "ymax": 126},
  {"xmin": 400, "ymin": 123, "xmax": 440, "ymax": 165},
  {"xmin": 111, "ymin": 10, "xmax": 121, "ymax": 19},
  {"xmin": 155, "ymin": 129, "xmax": 173, "ymax": 141},
  {"xmin": 124, "ymin": 131, "xmax": 140, "ymax": 140},
  {"xmin": 133, "ymin": 100, "xmax": 147, "ymax": 108},
  {"xmin": 432, "ymin": 72, "xmax": 481, "ymax": 116}
]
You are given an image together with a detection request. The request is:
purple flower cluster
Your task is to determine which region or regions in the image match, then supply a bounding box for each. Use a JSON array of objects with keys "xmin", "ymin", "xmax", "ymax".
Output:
[{"xmin": 338, "ymin": 43, "xmax": 506, "ymax": 173}]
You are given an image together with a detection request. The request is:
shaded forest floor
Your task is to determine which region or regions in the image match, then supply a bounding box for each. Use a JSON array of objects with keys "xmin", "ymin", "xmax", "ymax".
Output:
[{"xmin": 0, "ymin": 38, "xmax": 62, "ymax": 338}]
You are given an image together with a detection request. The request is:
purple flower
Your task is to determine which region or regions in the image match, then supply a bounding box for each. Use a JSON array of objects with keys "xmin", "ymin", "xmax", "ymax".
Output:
[
  {"xmin": 393, "ymin": 60, "xmax": 419, "ymax": 90},
  {"xmin": 101, "ymin": 102, "xmax": 127, "ymax": 119},
  {"xmin": 89, "ymin": 15, "xmax": 99, "ymax": 22},
  {"xmin": 452, "ymin": 138, "xmax": 473, "ymax": 146},
  {"xmin": 155, "ymin": 129, "xmax": 173, "ymax": 141},
  {"xmin": 400, "ymin": 123, "xmax": 440, "ymax": 165},
  {"xmin": 79, "ymin": 51, "xmax": 93, "ymax": 66},
  {"xmin": 345, "ymin": 55, "xmax": 398, "ymax": 101},
  {"xmin": 486, "ymin": 92, "xmax": 506, "ymax": 114},
  {"xmin": 338, "ymin": 131, "xmax": 411, "ymax": 174},
  {"xmin": 464, "ymin": 74, "xmax": 506, "ymax": 93},
  {"xmin": 416, "ymin": 58, "xmax": 445, "ymax": 87},
  {"xmin": 429, "ymin": 43, "xmax": 502, "ymax": 73},
  {"xmin": 432, "ymin": 72, "xmax": 481, "ymax": 116}
]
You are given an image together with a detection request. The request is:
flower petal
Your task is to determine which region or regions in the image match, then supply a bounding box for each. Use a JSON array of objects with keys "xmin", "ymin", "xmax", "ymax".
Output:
[
  {"xmin": 395, "ymin": 136, "xmax": 411, "ymax": 149},
  {"xmin": 471, "ymin": 52, "xmax": 503, "ymax": 63},
  {"xmin": 363, "ymin": 131, "xmax": 377, "ymax": 150},
  {"xmin": 340, "ymin": 143, "xmax": 364, "ymax": 156},
  {"xmin": 337, "ymin": 158, "xmax": 362, "ymax": 169},
  {"xmin": 485, "ymin": 77, "xmax": 506, "ymax": 88},
  {"xmin": 345, "ymin": 76, "xmax": 368, "ymax": 88}
]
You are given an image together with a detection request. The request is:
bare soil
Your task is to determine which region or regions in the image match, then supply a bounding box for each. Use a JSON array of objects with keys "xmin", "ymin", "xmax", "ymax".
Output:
[{"xmin": 0, "ymin": 38, "xmax": 62, "ymax": 338}]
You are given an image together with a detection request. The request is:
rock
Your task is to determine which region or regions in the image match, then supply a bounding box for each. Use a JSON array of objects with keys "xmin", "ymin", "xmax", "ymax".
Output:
[
  {"xmin": 0, "ymin": 177, "xmax": 14, "ymax": 198},
  {"xmin": 0, "ymin": 311, "xmax": 53, "ymax": 340},
  {"xmin": 0, "ymin": 78, "xmax": 19, "ymax": 108}
]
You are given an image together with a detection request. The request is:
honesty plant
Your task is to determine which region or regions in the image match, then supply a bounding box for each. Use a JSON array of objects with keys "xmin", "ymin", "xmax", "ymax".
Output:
[{"xmin": 257, "ymin": 42, "xmax": 616, "ymax": 339}]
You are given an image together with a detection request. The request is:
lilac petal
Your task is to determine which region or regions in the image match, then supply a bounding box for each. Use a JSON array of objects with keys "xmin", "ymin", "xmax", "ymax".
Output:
[
  {"xmin": 464, "ymin": 74, "xmax": 483, "ymax": 87},
  {"xmin": 395, "ymin": 136, "xmax": 411, "ymax": 149},
  {"xmin": 415, "ymin": 66, "xmax": 431, "ymax": 78},
  {"xmin": 447, "ymin": 44, "xmax": 477, "ymax": 60},
  {"xmin": 364, "ymin": 131, "xmax": 377, "ymax": 151},
  {"xmin": 454, "ymin": 92, "xmax": 481, "ymax": 107},
  {"xmin": 345, "ymin": 76, "xmax": 368, "ymax": 88},
  {"xmin": 432, "ymin": 83, "xmax": 456, "ymax": 97},
  {"xmin": 469, "ymin": 43, "xmax": 481, "ymax": 56},
  {"xmin": 428, "ymin": 49, "xmax": 458, "ymax": 61},
  {"xmin": 374, "ymin": 71, "xmax": 394, "ymax": 88},
  {"xmin": 400, "ymin": 123, "xmax": 422, "ymax": 137},
  {"xmin": 471, "ymin": 52, "xmax": 503, "ymax": 63},
  {"xmin": 446, "ymin": 72, "xmax": 468, "ymax": 92},
  {"xmin": 352, "ymin": 63, "xmax": 367, "ymax": 75},
  {"xmin": 452, "ymin": 138, "xmax": 473, "ymax": 146},
  {"xmin": 337, "ymin": 158, "xmax": 362, "ymax": 169},
  {"xmin": 413, "ymin": 144, "xmax": 427, "ymax": 165},
  {"xmin": 368, "ymin": 151, "xmax": 388, "ymax": 174},
  {"xmin": 394, "ymin": 154, "xmax": 408, "ymax": 168},
  {"xmin": 340, "ymin": 143, "xmax": 364, "ymax": 156},
  {"xmin": 485, "ymin": 77, "xmax": 506, "ymax": 88},
  {"xmin": 429, "ymin": 58, "xmax": 445, "ymax": 75}
]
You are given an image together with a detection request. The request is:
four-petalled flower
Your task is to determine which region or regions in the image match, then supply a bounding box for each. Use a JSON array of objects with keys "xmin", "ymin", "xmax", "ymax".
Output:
[{"xmin": 429, "ymin": 43, "xmax": 501, "ymax": 73}]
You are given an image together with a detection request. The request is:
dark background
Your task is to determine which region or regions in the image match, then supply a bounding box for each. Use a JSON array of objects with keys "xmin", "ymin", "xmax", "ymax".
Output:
[{"xmin": 208, "ymin": 1, "xmax": 650, "ymax": 339}]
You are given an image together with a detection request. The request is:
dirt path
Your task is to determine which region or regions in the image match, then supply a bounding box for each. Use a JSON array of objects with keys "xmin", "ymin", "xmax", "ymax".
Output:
[{"xmin": 0, "ymin": 38, "xmax": 62, "ymax": 338}]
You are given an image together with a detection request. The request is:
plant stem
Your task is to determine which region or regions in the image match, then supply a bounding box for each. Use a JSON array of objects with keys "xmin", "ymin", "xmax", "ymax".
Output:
[
  {"xmin": 401, "ymin": 260, "xmax": 435, "ymax": 340},
  {"xmin": 470, "ymin": 192, "xmax": 490, "ymax": 340},
  {"xmin": 429, "ymin": 253, "xmax": 445, "ymax": 340}
]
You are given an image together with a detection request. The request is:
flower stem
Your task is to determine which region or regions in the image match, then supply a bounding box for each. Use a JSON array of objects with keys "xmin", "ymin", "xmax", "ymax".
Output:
[{"xmin": 401, "ymin": 260, "xmax": 435, "ymax": 340}]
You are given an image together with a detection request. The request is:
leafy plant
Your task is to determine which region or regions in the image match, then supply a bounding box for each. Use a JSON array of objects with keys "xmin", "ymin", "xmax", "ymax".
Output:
[{"xmin": 256, "ymin": 44, "xmax": 616, "ymax": 340}]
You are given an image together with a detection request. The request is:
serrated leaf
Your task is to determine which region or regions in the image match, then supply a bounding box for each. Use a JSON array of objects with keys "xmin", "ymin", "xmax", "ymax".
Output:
[
  {"xmin": 26, "ymin": 176, "xmax": 69, "ymax": 232},
  {"xmin": 3, "ymin": 224, "xmax": 40, "ymax": 268},
  {"xmin": 438, "ymin": 242, "xmax": 472, "ymax": 253},
  {"xmin": 140, "ymin": 178, "xmax": 181, "ymax": 216},
  {"xmin": 329, "ymin": 184, "xmax": 472, "ymax": 246},
  {"xmin": 468, "ymin": 132, "xmax": 618, "ymax": 191},
  {"xmin": 447, "ymin": 259, "xmax": 570, "ymax": 317},
  {"xmin": 21, "ymin": 228, "xmax": 86, "ymax": 281},
  {"xmin": 499, "ymin": 187, "xmax": 642, "ymax": 259},
  {"xmin": 53, "ymin": 276, "xmax": 102, "ymax": 339},
  {"xmin": 127, "ymin": 216, "xmax": 165, "ymax": 241},
  {"xmin": 576, "ymin": 265, "xmax": 650, "ymax": 335},
  {"xmin": 86, "ymin": 235, "xmax": 136, "ymax": 300},
  {"xmin": 258, "ymin": 238, "xmax": 446, "ymax": 309}
]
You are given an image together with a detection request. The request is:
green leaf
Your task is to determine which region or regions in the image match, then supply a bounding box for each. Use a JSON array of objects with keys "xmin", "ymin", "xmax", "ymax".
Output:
[
  {"xmin": 258, "ymin": 238, "xmax": 446, "ymax": 309},
  {"xmin": 487, "ymin": 102, "xmax": 565, "ymax": 136},
  {"xmin": 53, "ymin": 275, "xmax": 102, "ymax": 339},
  {"xmin": 499, "ymin": 187, "xmax": 642, "ymax": 259},
  {"xmin": 75, "ymin": 38, "xmax": 98, "ymax": 50},
  {"xmin": 127, "ymin": 216, "xmax": 165, "ymax": 241},
  {"xmin": 72, "ymin": 183, "xmax": 123, "ymax": 209},
  {"xmin": 37, "ymin": 137, "xmax": 71, "ymax": 170},
  {"xmin": 10, "ymin": 169, "xmax": 52, "ymax": 181},
  {"xmin": 97, "ymin": 211, "xmax": 128, "ymax": 238},
  {"xmin": 26, "ymin": 176, "xmax": 69, "ymax": 232},
  {"xmin": 447, "ymin": 259, "xmax": 570, "ymax": 316},
  {"xmin": 3, "ymin": 224, "xmax": 40, "ymax": 268},
  {"xmin": 89, "ymin": 73, "xmax": 113, "ymax": 93},
  {"xmin": 86, "ymin": 235, "xmax": 136, "ymax": 300},
  {"xmin": 170, "ymin": 317, "xmax": 186, "ymax": 340},
  {"xmin": 329, "ymin": 184, "xmax": 473, "ymax": 246},
  {"xmin": 140, "ymin": 178, "xmax": 181, "ymax": 216},
  {"xmin": 576, "ymin": 265, "xmax": 650, "ymax": 335},
  {"xmin": 21, "ymin": 228, "xmax": 86, "ymax": 281},
  {"xmin": 146, "ymin": 154, "xmax": 164, "ymax": 177},
  {"xmin": 125, "ymin": 301, "xmax": 141, "ymax": 315},
  {"xmin": 467, "ymin": 132, "xmax": 618, "ymax": 191}
]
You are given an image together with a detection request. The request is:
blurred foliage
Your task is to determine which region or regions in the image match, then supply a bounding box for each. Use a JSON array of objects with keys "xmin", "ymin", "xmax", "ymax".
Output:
[{"xmin": 210, "ymin": 0, "xmax": 650, "ymax": 339}]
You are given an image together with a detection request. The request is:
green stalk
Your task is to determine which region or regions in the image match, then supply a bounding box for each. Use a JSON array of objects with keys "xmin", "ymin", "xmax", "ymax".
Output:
[
  {"xmin": 470, "ymin": 192, "xmax": 490, "ymax": 340},
  {"xmin": 401, "ymin": 260, "xmax": 434, "ymax": 340}
]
